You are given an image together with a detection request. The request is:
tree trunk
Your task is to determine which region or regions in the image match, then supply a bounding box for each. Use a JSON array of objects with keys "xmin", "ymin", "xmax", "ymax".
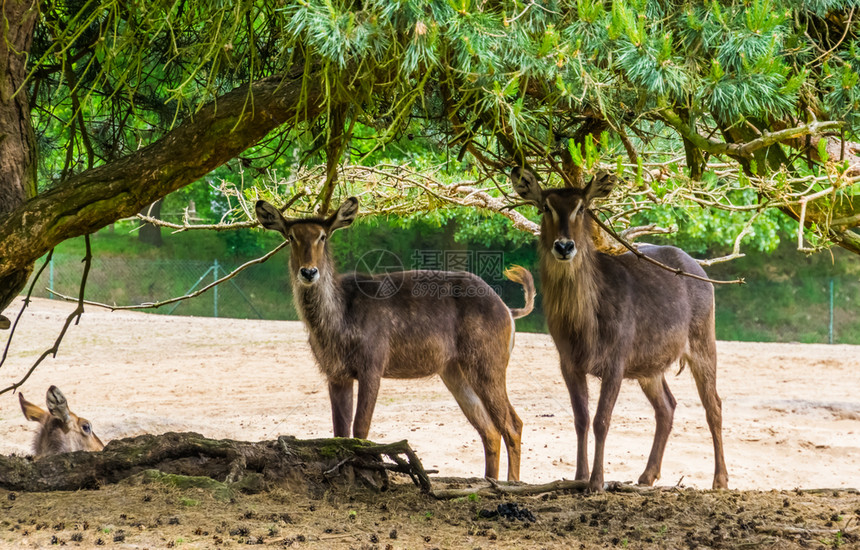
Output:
[
  {"xmin": 138, "ymin": 198, "xmax": 165, "ymax": 247},
  {"xmin": 0, "ymin": 66, "xmax": 324, "ymax": 310},
  {"xmin": 0, "ymin": 0, "xmax": 39, "ymax": 324}
]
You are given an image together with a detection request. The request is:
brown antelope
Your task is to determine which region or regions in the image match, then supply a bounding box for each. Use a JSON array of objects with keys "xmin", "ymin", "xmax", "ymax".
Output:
[
  {"xmin": 19, "ymin": 386, "xmax": 104, "ymax": 458},
  {"xmin": 510, "ymin": 167, "xmax": 728, "ymax": 492},
  {"xmin": 256, "ymin": 197, "xmax": 535, "ymax": 481}
]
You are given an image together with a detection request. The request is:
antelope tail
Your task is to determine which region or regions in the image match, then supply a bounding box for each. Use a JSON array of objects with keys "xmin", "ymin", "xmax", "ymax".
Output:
[{"xmin": 504, "ymin": 265, "xmax": 535, "ymax": 319}]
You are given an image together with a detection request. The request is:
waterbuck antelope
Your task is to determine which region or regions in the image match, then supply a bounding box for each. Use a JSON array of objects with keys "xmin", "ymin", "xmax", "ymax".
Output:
[
  {"xmin": 510, "ymin": 167, "xmax": 728, "ymax": 491},
  {"xmin": 256, "ymin": 197, "xmax": 535, "ymax": 481},
  {"xmin": 19, "ymin": 386, "xmax": 104, "ymax": 458}
]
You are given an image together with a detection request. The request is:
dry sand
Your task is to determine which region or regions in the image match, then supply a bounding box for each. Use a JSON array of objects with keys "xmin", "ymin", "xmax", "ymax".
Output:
[{"xmin": 1, "ymin": 297, "xmax": 858, "ymax": 490}]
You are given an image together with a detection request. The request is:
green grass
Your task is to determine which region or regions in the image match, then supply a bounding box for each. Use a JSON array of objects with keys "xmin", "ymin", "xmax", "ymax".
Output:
[
  {"xmin": 48, "ymin": 220, "xmax": 280, "ymax": 261},
  {"xmin": 708, "ymin": 239, "xmax": 860, "ymax": 343}
]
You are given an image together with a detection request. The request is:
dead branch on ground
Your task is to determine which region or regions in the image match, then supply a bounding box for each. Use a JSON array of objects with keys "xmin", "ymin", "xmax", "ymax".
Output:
[
  {"xmin": 0, "ymin": 432, "xmax": 431, "ymax": 495},
  {"xmin": 430, "ymin": 478, "xmax": 666, "ymax": 500}
]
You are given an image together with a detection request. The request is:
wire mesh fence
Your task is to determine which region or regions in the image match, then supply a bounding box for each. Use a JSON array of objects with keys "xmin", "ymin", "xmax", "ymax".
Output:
[
  {"xmin": 713, "ymin": 275, "xmax": 860, "ymax": 344},
  {"xmin": 27, "ymin": 253, "xmax": 298, "ymax": 321},
  {"xmin": 22, "ymin": 253, "xmax": 860, "ymax": 344}
]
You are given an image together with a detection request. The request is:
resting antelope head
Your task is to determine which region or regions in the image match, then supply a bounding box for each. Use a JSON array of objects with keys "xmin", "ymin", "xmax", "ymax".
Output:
[
  {"xmin": 510, "ymin": 167, "xmax": 617, "ymax": 262},
  {"xmin": 19, "ymin": 386, "xmax": 104, "ymax": 458}
]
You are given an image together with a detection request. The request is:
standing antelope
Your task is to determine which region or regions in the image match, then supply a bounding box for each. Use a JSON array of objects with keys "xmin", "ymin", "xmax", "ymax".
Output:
[
  {"xmin": 256, "ymin": 197, "xmax": 535, "ymax": 481},
  {"xmin": 511, "ymin": 167, "xmax": 728, "ymax": 492},
  {"xmin": 19, "ymin": 386, "xmax": 104, "ymax": 458}
]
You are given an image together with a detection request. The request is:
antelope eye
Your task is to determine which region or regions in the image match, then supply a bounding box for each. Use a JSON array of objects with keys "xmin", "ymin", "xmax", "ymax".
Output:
[
  {"xmin": 82, "ymin": 423, "xmax": 92, "ymax": 435},
  {"xmin": 542, "ymin": 205, "xmax": 550, "ymax": 212},
  {"xmin": 320, "ymin": 234, "xmax": 326, "ymax": 242}
]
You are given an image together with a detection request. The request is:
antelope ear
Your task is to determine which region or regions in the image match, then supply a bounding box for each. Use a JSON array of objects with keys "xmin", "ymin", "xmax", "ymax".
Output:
[
  {"xmin": 255, "ymin": 200, "xmax": 291, "ymax": 237},
  {"xmin": 328, "ymin": 197, "xmax": 359, "ymax": 232},
  {"xmin": 19, "ymin": 393, "xmax": 48, "ymax": 423},
  {"xmin": 510, "ymin": 167, "xmax": 543, "ymax": 206},
  {"xmin": 46, "ymin": 386, "xmax": 71, "ymax": 425},
  {"xmin": 584, "ymin": 171, "xmax": 617, "ymax": 202}
]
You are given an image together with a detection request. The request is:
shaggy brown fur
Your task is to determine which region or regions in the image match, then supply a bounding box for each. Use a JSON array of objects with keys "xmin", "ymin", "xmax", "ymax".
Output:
[
  {"xmin": 511, "ymin": 167, "xmax": 728, "ymax": 492},
  {"xmin": 256, "ymin": 198, "xmax": 535, "ymax": 481}
]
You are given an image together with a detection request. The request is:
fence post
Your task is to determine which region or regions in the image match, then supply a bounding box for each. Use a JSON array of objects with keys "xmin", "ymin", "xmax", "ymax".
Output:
[
  {"xmin": 213, "ymin": 259, "xmax": 219, "ymax": 318},
  {"xmin": 829, "ymin": 278, "xmax": 834, "ymax": 345}
]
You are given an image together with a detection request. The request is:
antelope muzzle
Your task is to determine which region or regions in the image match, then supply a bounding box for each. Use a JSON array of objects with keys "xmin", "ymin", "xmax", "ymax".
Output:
[
  {"xmin": 299, "ymin": 266, "xmax": 320, "ymax": 285},
  {"xmin": 552, "ymin": 239, "xmax": 577, "ymax": 261}
]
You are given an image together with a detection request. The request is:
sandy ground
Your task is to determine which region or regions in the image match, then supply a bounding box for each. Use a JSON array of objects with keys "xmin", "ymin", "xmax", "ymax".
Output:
[{"xmin": 1, "ymin": 297, "xmax": 858, "ymax": 491}]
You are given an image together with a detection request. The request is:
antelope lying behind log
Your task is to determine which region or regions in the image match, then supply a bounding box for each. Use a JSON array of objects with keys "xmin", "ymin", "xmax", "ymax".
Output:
[
  {"xmin": 19, "ymin": 386, "xmax": 104, "ymax": 458},
  {"xmin": 510, "ymin": 167, "xmax": 728, "ymax": 492},
  {"xmin": 256, "ymin": 197, "xmax": 535, "ymax": 481}
]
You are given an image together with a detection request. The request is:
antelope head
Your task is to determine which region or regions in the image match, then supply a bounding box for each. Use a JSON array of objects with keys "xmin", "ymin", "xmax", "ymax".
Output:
[
  {"xmin": 510, "ymin": 167, "xmax": 616, "ymax": 262},
  {"xmin": 256, "ymin": 198, "xmax": 359, "ymax": 286},
  {"xmin": 19, "ymin": 386, "xmax": 104, "ymax": 457}
]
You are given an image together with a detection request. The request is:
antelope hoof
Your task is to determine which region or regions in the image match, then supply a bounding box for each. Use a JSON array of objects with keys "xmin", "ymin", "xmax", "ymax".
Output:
[
  {"xmin": 712, "ymin": 474, "xmax": 729, "ymax": 490},
  {"xmin": 0, "ymin": 315, "xmax": 10, "ymax": 330},
  {"xmin": 587, "ymin": 478, "xmax": 605, "ymax": 494},
  {"xmin": 637, "ymin": 471, "xmax": 659, "ymax": 486}
]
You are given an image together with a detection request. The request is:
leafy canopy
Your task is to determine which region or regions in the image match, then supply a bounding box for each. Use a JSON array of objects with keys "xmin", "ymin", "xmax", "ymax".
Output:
[{"xmin": 28, "ymin": 0, "xmax": 860, "ymax": 257}]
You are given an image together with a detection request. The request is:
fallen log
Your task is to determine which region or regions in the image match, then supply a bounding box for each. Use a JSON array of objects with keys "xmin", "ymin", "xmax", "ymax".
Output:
[{"xmin": 0, "ymin": 432, "xmax": 430, "ymax": 494}]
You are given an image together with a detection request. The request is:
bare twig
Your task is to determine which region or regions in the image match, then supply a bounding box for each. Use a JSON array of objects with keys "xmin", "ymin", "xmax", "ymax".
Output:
[
  {"xmin": 1, "ymin": 250, "xmax": 54, "ymax": 370},
  {"xmin": 0, "ymin": 237, "xmax": 92, "ymax": 397},
  {"xmin": 796, "ymin": 185, "xmax": 838, "ymax": 252},
  {"xmin": 431, "ymin": 478, "xmax": 664, "ymax": 499},
  {"xmin": 808, "ymin": 7, "xmax": 856, "ymax": 66},
  {"xmin": 354, "ymin": 439, "xmax": 432, "ymax": 493},
  {"xmin": 698, "ymin": 208, "xmax": 764, "ymax": 266},
  {"xmin": 276, "ymin": 192, "xmax": 308, "ymax": 214},
  {"xmin": 235, "ymin": 159, "xmax": 855, "ymax": 266},
  {"xmin": 135, "ymin": 189, "xmax": 307, "ymax": 232},
  {"xmin": 134, "ymin": 215, "xmax": 259, "ymax": 233},
  {"xmin": 589, "ymin": 213, "xmax": 745, "ymax": 285},
  {"xmin": 620, "ymin": 224, "xmax": 675, "ymax": 242}
]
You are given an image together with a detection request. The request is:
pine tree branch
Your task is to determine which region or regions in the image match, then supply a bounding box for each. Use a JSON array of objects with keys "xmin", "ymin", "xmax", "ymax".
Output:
[{"xmin": 659, "ymin": 107, "xmax": 844, "ymax": 159}]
